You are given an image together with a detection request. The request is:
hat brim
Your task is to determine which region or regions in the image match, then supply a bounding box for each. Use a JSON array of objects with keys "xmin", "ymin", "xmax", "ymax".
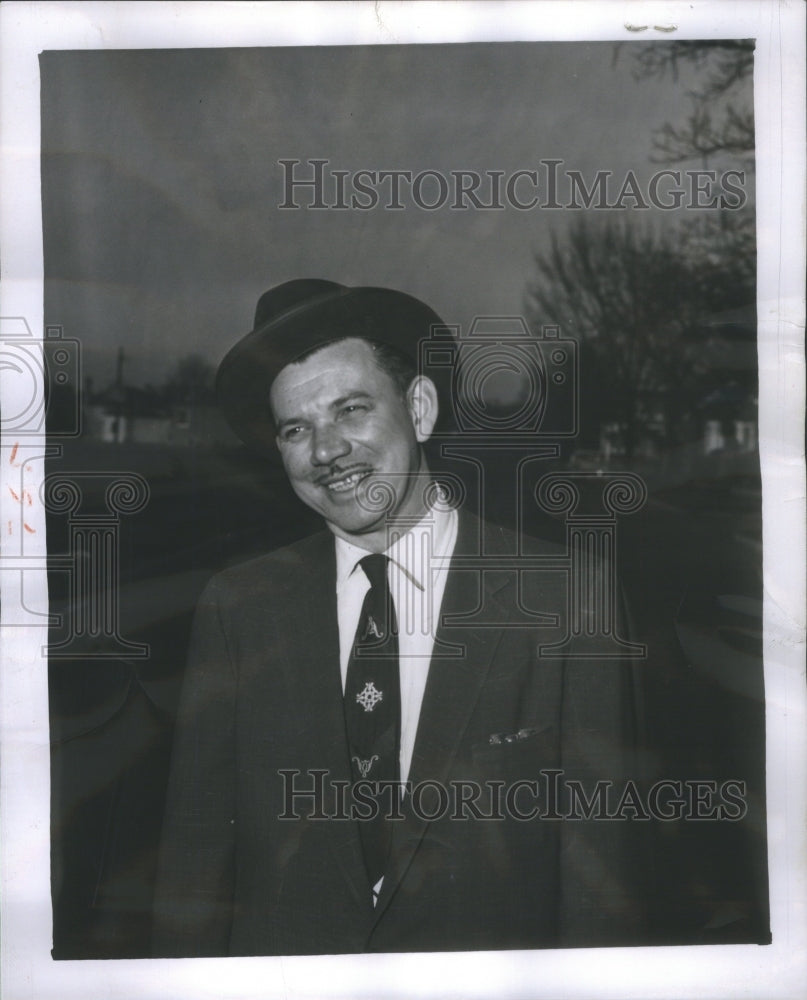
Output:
[{"xmin": 216, "ymin": 285, "xmax": 449, "ymax": 456}]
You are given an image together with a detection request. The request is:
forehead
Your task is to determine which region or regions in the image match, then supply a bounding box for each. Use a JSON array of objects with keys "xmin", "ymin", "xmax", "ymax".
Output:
[{"xmin": 269, "ymin": 338, "xmax": 388, "ymax": 414}]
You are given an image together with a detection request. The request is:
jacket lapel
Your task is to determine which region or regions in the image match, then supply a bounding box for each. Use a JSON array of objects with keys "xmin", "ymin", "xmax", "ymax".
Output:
[
  {"xmin": 281, "ymin": 533, "xmax": 371, "ymax": 912},
  {"xmin": 372, "ymin": 512, "xmax": 511, "ymax": 924}
]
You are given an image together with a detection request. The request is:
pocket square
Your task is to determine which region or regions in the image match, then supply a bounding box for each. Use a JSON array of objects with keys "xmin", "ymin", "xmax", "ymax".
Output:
[{"xmin": 488, "ymin": 726, "xmax": 542, "ymax": 746}]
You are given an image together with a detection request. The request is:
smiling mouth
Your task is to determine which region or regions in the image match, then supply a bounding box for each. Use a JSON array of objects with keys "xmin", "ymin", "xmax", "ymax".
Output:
[{"xmin": 321, "ymin": 469, "xmax": 372, "ymax": 494}]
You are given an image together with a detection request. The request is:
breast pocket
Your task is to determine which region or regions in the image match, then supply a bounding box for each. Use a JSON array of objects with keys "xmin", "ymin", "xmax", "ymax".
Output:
[{"xmin": 468, "ymin": 723, "xmax": 559, "ymax": 778}]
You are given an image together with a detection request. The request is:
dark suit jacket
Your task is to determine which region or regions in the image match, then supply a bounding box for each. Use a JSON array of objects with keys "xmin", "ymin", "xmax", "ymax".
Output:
[{"xmin": 152, "ymin": 512, "xmax": 648, "ymax": 956}]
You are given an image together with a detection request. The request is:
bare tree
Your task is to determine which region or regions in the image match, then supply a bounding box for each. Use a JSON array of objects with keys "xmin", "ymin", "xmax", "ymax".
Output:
[
  {"xmin": 525, "ymin": 214, "xmax": 755, "ymax": 460},
  {"xmin": 616, "ymin": 40, "xmax": 754, "ymax": 165},
  {"xmin": 529, "ymin": 44, "xmax": 756, "ymax": 461}
]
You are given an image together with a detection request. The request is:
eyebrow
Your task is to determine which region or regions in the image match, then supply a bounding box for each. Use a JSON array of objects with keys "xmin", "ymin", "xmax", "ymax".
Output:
[
  {"xmin": 275, "ymin": 390, "xmax": 374, "ymax": 433},
  {"xmin": 331, "ymin": 390, "xmax": 373, "ymax": 409}
]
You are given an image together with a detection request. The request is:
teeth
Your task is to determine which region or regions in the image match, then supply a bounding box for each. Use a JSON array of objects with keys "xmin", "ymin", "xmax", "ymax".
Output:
[{"xmin": 326, "ymin": 472, "xmax": 365, "ymax": 493}]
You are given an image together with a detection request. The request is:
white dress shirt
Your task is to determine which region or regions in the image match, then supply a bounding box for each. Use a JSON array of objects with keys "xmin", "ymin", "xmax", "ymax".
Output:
[{"xmin": 334, "ymin": 502, "xmax": 458, "ymax": 786}]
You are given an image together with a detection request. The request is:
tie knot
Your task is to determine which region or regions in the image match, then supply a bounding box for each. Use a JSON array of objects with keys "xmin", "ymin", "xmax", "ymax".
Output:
[{"xmin": 359, "ymin": 553, "xmax": 389, "ymax": 592}]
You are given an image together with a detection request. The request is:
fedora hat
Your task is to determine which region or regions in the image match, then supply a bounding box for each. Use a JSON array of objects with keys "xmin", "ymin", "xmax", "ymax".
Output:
[{"xmin": 216, "ymin": 279, "xmax": 448, "ymax": 455}]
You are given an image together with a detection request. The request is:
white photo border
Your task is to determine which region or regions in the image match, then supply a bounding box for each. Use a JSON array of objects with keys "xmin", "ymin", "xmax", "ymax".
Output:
[{"xmin": 1, "ymin": 2, "xmax": 804, "ymax": 998}]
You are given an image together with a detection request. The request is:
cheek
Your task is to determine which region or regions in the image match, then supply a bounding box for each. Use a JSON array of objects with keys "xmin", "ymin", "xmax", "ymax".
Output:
[
  {"xmin": 373, "ymin": 411, "xmax": 417, "ymax": 451},
  {"xmin": 280, "ymin": 450, "xmax": 308, "ymax": 484}
]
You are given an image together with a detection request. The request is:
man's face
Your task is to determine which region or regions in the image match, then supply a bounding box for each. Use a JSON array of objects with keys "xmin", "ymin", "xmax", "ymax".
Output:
[{"xmin": 269, "ymin": 338, "xmax": 435, "ymax": 549}]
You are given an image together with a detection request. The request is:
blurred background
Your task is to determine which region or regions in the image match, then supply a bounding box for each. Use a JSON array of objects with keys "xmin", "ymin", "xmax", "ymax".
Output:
[{"xmin": 40, "ymin": 40, "xmax": 766, "ymax": 957}]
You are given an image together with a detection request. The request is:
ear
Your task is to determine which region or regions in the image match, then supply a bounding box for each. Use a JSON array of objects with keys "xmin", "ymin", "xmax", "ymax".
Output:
[{"xmin": 406, "ymin": 375, "xmax": 439, "ymax": 443}]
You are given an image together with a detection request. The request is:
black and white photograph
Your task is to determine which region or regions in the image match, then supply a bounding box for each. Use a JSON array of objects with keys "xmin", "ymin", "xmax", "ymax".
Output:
[{"xmin": 1, "ymin": 3, "xmax": 804, "ymax": 999}]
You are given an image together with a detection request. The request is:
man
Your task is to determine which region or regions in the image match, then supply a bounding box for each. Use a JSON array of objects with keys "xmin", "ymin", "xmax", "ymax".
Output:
[{"xmin": 152, "ymin": 279, "xmax": 646, "ymax": 957}]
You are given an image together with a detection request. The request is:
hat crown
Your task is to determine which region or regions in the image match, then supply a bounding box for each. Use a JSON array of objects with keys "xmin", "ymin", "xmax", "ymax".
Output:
[{"xmin": 254, "ymin": 279, "xmax": 346, "ymax": 330}]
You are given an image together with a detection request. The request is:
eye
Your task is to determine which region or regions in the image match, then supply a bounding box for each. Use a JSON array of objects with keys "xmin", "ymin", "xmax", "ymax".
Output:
[
  {"xmin": 279, "ymin": 424, "xmax": 307, "ymax": 443},
  {"xmin": 340, "ymin": 403, "xmax": 368, "ymax": 418}
]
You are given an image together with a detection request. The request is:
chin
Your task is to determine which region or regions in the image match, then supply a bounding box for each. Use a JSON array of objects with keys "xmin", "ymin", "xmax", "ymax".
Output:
[
  {"xmin": 332, "ymin": 514, "xmax": 384, "ymax": 537},
  {"xmin": 323, "ymin": 504, "xmax": 388, "ymax": 538}
]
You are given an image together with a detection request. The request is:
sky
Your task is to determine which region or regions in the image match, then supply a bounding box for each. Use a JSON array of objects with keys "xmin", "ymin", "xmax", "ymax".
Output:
[{"xmin": 39, "ymin": 40, "xmax": 753, "ymax": 387}]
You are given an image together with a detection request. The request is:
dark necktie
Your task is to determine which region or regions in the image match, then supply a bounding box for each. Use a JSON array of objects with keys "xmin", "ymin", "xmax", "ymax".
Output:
[{"xmin": 343, "ymin": 553, "xmax": 401, "ymax": 893}]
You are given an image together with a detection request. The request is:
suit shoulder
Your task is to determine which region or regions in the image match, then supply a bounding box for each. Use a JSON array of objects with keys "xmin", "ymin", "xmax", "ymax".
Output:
[
  {"xmin": 470, "ymin": 512, "xmax": 566, "ymax": 559},
  {"xmin": 204, "ymin": 530, "xmax": 333, "ymax": 598}
]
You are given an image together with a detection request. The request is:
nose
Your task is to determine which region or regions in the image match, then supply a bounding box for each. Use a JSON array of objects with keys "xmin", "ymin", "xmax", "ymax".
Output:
[{"xmin": 310, "ymin": 423, "xmax": 351, "ymax": 466}]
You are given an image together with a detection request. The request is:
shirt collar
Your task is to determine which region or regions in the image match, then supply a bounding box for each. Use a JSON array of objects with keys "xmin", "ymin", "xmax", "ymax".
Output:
[{"xmin": 335, "ymin": 500, "xmax": 457, "ymax": 593}]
